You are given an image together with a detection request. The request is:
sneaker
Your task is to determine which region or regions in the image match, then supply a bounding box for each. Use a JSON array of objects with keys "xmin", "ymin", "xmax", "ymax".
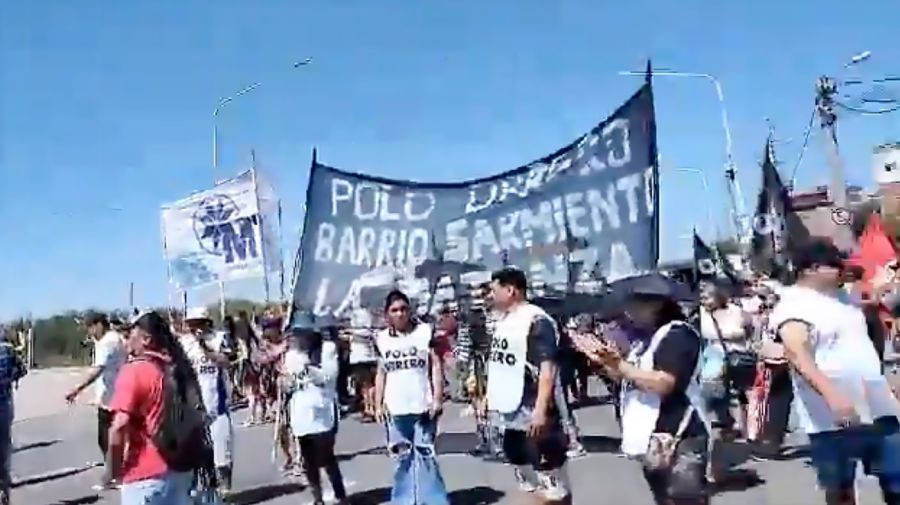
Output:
[
  {"xmin": 91, "ymin": 479, "xmax": 119, "ymax": 491},
  {"xmin": 514, "ymin": 468, "xmax": 539, "ymax": 493},
  {"xmin": 566, "ymin": 443, "xmax": 587, "ymax": 459}
]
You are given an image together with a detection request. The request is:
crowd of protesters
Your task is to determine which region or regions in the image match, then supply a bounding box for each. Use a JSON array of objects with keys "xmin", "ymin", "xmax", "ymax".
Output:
[{"xmin": 4, "ymin": 236, "xmax": 900, "ymax": 504}]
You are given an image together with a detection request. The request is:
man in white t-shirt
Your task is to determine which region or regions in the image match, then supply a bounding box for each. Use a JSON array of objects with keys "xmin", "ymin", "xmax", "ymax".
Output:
[
  {"xmin": 770, "ymin": 239, "xmax": 900, "ymax": 505},
  {"xmin": 65, "ymin": 311, "xmax": 126, "ymax": 476},
  {"xmin": 181, "ymin": 307, "xmax": 236, "ymax": 495}
]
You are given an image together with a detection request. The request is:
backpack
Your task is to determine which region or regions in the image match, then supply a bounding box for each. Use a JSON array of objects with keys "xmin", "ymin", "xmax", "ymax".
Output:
[{"xmin": 137, "ymin": 355, "xmax": 210, "ymax": 472}]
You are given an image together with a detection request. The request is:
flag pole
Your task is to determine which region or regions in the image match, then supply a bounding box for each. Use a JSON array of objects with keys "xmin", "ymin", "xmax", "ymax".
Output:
[
  {"xmin": 250, "ymin": 150, "xmax": 272, "ymax": 304},
  {"xmin": 277, "ymin": 202, "xmax": 286, "ymax": 302}
]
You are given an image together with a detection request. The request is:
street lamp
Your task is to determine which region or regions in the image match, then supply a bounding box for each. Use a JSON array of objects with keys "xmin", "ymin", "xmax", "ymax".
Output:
[
  {"xmin": 845, "ymin": 50, "xmax": 872, "ymax": 68},
  {"xmin": 619, "ymin": 69, "xmax": 747, "ymax": 242},
  {"xmin": 212, "ymin": 58, "xmax": 313, "ymax": 180},
  {"xmin": 209, "ymin": 58, "xmax": 312, "ymax": 319}
]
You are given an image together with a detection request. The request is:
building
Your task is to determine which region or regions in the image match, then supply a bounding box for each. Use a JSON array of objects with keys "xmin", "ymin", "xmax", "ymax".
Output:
[
  {"xmin": 874, "ymin": 143, "xmax": 900, "ymax": 241},
  {"xmin": 789, "ymin": 184, "xmax": 869, "ymax": 249}
]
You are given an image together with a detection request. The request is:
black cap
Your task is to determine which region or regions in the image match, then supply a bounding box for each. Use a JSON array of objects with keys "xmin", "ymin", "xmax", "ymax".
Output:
[{"xmin": 792, "ymin": 237, "xmax": 847, "ymax": 272}]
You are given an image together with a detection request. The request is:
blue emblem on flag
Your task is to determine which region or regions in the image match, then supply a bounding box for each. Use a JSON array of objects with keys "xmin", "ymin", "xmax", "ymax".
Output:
[{"xmin": 192, "ymin": 194, "xmax": 260, "ymax": 265}]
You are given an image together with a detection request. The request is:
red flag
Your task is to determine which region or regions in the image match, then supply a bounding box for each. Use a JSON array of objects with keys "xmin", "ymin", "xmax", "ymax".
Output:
[
  {"xmin": 847, "ymin": 214, "xmax": 896, "ymax": 283},
  {"xmin": 846, "ymin": 214, "xmax": 897, "ymax": 333}
]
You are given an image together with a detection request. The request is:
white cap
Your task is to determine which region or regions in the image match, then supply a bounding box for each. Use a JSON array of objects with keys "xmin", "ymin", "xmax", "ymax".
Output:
[{"xmin": 185, "ymin": 306, "xmax": 212, "ymax": 322}]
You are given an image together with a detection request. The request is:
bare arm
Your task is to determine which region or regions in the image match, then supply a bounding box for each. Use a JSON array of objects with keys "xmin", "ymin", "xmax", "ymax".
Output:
[
  {"xmin": 534, "ymin": 359, "xmax": 557, "ymax": 416},
  {"xmin": 198, "ymin": 338, "xmax": 233, "ymax": 368},
  {"xmin": 67, "ymin": 367, "xmax": 104, "ymax": 401},
  {"xmin": 430, "ymin": 348, "xmax": 444, "ymax": 411},
  {"xmin": 374, "ymin": 364, "xmax": 386, "ymax": 415},
  {"xmin": 106, "ymin": 411, "xmax": 129, "ymax": 481},
  {"xmin": 617, "ymin": 362, "xmax": 676, "ymax": 396}
]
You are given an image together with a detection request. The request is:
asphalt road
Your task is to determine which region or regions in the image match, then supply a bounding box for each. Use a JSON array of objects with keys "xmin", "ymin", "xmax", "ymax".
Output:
[{"xmin": 8, "ymin": 379, "xmax": 892, "ymax": 505}]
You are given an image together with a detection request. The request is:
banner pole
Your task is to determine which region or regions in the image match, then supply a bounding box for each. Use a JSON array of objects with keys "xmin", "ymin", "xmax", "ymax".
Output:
[
  {"xmin": 160, "ymin": 217, "xmax": 176, "ymax": 316},
  {"xmin": 218, "ymin": 282, "xmax": 226, "ymax": 321},
  {"xmin": 278, "ymin": 202, "xmax": 286, "ymax": 302}
]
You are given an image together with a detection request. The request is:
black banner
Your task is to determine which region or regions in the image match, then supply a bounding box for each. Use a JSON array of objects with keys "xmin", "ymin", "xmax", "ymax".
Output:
[{"xmin": 293, "ymin": 83, "xmax": 660, "ymax": 315}]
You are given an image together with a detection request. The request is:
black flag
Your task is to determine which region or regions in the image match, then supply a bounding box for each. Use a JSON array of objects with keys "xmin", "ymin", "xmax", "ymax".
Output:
[
  {"xmin": 693, "ymin": 231, "xmax": 738, "ymax": 284},
  {"xmin": 750, "ymin": 138, "xmax": 808, "ymax": 278}
]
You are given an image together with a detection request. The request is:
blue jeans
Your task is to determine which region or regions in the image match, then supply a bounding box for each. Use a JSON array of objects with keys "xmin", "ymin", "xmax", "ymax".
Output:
[
  {"xmin": 808, "ymin": 416, "xmax": 900, "ymax": 497},
  {"xmin": 119, "ymin": 471, "xmax": 193, "ymax": 505},
  {"xmin": 386, "ymin": 413, "xmax": 449, "ymax": 505}
]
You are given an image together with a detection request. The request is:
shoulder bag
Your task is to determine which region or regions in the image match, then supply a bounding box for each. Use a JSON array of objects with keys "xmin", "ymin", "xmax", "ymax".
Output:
[
  {"xmin": 709, "ymin": 313, "xmax": 757, "ymax": 390},
  {"xmin": 644, "ymin": 405, "xmax": 695, "ymax": 472}
]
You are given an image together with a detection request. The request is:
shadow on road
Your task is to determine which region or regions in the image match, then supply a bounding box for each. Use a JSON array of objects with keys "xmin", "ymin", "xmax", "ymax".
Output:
[
  {"xmin": 346, "ymin": 485, "xmax": 505, "ymax": 504},
  {"xmin": 436, "ymin": 432, "xmax": 479, "ymax": 455},
  {"xmin": 346, "ymin": 487, "xmax": 389, "ymax": 504},
  {"xmin": 449, "ymin": 486, "xmax": 505, "ymax": 504},
  {"xmin": 337, "ymin": 445, "xmax": 386, "ymax": 461},
  {"xmin": 13, "ymin": 439, "xmax": 61, "ymax": 453},
  {"xmin": 51, "ymin": 496, "xmax": 100, "ymax": 505},
  {"xmin": 713, "ymin": 468, "xmax": 766, "ymax": 494},
  {"xmin": 225, "ymin": 482, "xmax": 305, "ymax": 504},
  {"xmin": 580, "ymin": 434, "xmax": 622, "ymax": 454},
  {"xmin": 13, "ymin": 465, "xmax": 93, "ymax": 488}
]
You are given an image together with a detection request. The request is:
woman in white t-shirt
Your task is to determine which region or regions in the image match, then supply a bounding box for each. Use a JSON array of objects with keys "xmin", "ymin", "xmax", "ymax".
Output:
[
  {"xmin": 374, "ymin": 290, "xmax": 449, "ymax": 505},
  {"xmin": 280, "ymin": 312, "xmax": 347, "ymax": 505},
  {"xmin": 698, "ymin": 281, "xmax": 754, "ymax": 436},
  {"xmin": 698, "ymin": 280, "xmax": 755, "ymax": 484}
]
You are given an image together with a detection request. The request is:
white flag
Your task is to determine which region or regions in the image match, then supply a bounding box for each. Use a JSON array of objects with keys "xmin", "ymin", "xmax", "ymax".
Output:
[{"xmin": 161, "ymin": 170, "xmax": 264, "ymax": 289}]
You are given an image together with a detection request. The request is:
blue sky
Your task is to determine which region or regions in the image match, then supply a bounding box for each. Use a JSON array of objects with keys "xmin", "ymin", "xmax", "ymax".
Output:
[{"xmin": 1, "ymin": 1, "xmax": 898, "ymax": 320}]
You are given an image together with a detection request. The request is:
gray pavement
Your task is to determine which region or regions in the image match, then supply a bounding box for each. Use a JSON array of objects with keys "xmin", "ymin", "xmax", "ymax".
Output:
[{"xmin": 7, "ymin": 373, "xmax": 892, "ymax": 505}]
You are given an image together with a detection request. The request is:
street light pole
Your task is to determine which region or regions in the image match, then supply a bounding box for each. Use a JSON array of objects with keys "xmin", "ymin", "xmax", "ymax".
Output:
[
  {"xmin": 213, "ymin": 83, "xmax": 261, "ymax": 180},
  {"xmin": 619, "ymin": 69, "xmax": 747, "ymax": 243},
  {"xmin": 210, "ymin": 58, "xmax": 312, "ymax": 320},
  {"xmin": 212, "ymin": 58, "xmax": 311, "ymax": 180},
  {"xmin": 676, "ymin": 167, "xmax": 715, "ymax": 240}
]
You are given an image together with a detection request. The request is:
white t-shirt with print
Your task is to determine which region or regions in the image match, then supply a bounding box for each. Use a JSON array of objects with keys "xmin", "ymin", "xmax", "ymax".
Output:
[
  {"xmin": 179, "ymin": 332, "xmax": 231, "ymax": 417},
  {"xmin": 93, "ymin": 331, "xmax": 126, "ymax": 408},
  {"xmin": 376, "ymin": 323, "xmax": 433, "ymax": 416},
  {"xmin": 769, "ymin": 285, "xmax": 899, "ymax": 434}
]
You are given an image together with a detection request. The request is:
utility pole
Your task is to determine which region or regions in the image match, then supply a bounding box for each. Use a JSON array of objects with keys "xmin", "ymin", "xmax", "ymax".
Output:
[{"xmin": 816, "ymin": 75, "xmax": 856, "ymax": 250}]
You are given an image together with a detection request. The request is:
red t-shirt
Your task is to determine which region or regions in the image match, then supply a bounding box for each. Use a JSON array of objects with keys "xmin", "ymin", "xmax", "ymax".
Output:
[{"xmin": 108, "ymin": 359, "xmax": 169, "ymax": 483}]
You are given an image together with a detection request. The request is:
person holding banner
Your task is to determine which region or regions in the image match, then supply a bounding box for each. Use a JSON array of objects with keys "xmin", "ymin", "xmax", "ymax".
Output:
[
  {"xmin": 179, "ymin": 307, "xmax": 236, "ymax": 495},
  {"xmin": 487, "ymin": 267, "xmax": 572, "ymax": 505},
  {"xmin": 374, "ymin": 290, "xmax": 450, "ymax": 505},
  {"xmin": 281, "ymin": 312, "xmax": 348, "ymax": 505}
]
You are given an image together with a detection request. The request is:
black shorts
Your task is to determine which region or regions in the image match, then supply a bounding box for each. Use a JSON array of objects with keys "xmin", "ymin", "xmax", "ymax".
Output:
[
  {"xmin": 350, "ymin": 363, "xmax": 377, "ymax": 388},
  {"xmin": 502, "ymin": 427, "xmax": 568, "ymax": 471}
]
